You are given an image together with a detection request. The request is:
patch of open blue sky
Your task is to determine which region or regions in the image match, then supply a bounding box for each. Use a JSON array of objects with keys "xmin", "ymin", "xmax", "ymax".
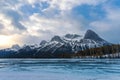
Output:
[
  {"xmin": 20, "ymin": 2, "xmax": 50, "ymax": 16},
  {"xmin": 110, "ymin": 0, "xmax": 120, "ymax": 7},
  {"xmin": 72, "ymin": 4, "xmax": 106, "ymax": 21}
]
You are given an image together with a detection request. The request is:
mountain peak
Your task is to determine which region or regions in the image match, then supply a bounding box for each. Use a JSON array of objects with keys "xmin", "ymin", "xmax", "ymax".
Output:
[
  {"xmin": 11, "ymin": 44, "xmax": 21, "ymax": 50},
  {"xmin": 51, "ymin": 36, "xmax": 63, "ymax": 42},
  {"xmin": 40, "ymin": 40, "xmax": 47, "ymax": 45},
  {"xmin": 84, "ymin": 30, "xmax": 104, "ymax": 41}
]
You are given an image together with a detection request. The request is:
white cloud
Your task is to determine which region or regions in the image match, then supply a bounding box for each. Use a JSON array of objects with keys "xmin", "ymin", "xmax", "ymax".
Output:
[
  {"xmin": 21, "ymin": 13, "xmax": 84, "ymax": 38},
  {"xmin": 90, "ymin": 6, "xmax": 120, "ymax": 32},
  {"xmin": 0, "ymin": 13, "xmax": 14, "ymax": 35},
  {"xmin": 43, "ymin": 0, "xmax": 107, "ymax": 11}
]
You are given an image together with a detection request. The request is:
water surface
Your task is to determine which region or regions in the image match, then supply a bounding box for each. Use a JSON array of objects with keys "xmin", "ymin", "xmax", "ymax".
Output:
[{"xmin": 0, "ymin": 59, "xmax": 120, "ymax": 80}]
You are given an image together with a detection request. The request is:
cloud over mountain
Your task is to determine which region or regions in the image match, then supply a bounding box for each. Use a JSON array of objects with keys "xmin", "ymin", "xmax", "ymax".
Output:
[{"xmin": 0, "ymin": 0, "xmax": 120, "ymax": 48}]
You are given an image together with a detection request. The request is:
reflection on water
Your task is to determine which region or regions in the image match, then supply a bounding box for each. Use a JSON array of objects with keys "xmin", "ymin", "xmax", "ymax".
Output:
[{"xmin": 0, "ymin": 59, "xmax": 120, "ymax": 80}]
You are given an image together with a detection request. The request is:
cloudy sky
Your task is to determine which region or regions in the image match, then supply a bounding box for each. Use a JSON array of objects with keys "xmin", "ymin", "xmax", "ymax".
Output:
[{"xmin": 0, "ymin": 0, "xmax": 120, "ymax": 49}]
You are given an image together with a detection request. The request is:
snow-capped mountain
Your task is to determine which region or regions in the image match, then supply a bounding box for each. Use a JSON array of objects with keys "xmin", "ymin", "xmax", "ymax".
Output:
[
  {"xmin": 0, "ymin": 44, "xmax": 20, "ymax": 52},
  {"xmin": 36, "ymin": 30, "xmax": 110, "ymax": 54},
  {"xmin": 11, "ymin": 44, "xmax": 21, "ymax": 51},
  {"xmin": 0, "ymin": 30, "xmax": 111, "ymax": 58}
]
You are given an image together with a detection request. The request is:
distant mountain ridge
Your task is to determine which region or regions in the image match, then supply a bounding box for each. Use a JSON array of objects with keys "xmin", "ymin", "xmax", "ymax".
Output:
[{"xmin": 0, "ymin": 30, "xmax": 111, "ymax": 58}]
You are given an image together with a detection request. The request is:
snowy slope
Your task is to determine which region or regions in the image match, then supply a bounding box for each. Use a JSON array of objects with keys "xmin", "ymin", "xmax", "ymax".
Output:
[{"xmin": 36, "ymin": 30, "xmax": 110, "ymax": 54}]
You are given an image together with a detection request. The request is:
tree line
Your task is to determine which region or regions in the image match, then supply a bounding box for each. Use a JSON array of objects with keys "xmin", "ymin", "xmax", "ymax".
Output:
[{"xmin": 73, "ymin": 44, "xmax": 120, "ymax": 58}]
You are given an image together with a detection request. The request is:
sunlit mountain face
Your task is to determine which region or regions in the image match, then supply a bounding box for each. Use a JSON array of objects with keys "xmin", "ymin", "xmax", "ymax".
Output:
[{"xmin": 0, "ymin": 0, "xmax": 120, "ymax": 49}]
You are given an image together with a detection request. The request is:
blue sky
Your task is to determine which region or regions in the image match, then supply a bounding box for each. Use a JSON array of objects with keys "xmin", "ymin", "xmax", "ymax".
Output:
[{"xmin": 0, "ymin": 0, "xmax": 120, "ymax": 48}]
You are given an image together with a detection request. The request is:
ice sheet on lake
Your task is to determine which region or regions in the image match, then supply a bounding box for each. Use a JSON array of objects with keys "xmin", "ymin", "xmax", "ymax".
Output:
[{"xmin": 0, "ymin": 59, "xmax": 120, "ymax": 80}]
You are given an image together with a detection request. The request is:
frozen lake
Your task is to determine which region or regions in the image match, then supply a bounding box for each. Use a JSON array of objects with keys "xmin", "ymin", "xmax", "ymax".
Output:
[{"xmin": 0, "ymin": 59, "xmax": 120, "ymax": 80}]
